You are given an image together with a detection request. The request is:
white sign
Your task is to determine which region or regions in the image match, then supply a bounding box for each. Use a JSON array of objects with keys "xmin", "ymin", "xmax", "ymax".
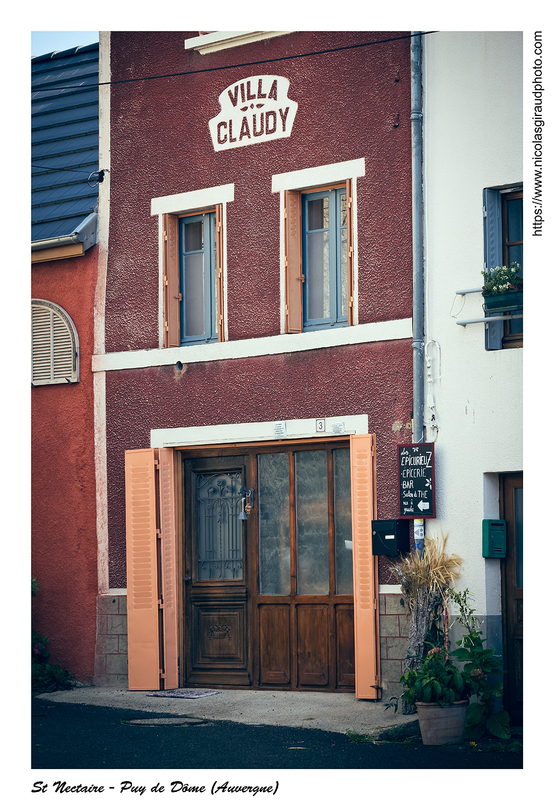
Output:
[
  {"xmin": 273, "ymin": 421, "xmax": 287, "ymax": 438},
  {"xmin": 209, "ymin": 75, "xmax": 298, "ymax": 152}
]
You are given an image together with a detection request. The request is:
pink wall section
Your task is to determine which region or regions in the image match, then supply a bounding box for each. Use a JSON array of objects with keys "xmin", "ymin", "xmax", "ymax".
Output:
[
  {"xmin": 105, "ymin": 31, "xmax": 413, "ymax": 351},
  {"xmin": 105, "ymin": 339, "xmax": 413, "ymax": 587},
  {"xmin": 31, "ymin": 251, "xmax": 98, "ymax": 682},
  {"xmin": 104, "ymin": 31, "xmax": 415, "ymax": 588}
]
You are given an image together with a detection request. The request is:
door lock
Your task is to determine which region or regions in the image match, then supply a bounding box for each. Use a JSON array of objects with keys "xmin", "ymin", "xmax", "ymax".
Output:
[{"xmin": 239, "ymin": 486, "xmax": 254, "ymax": 519}]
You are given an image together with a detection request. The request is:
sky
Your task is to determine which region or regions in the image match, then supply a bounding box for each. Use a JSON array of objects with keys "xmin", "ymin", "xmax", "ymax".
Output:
[{"xmin": 31, "ymin": 30, "xmax": 99, "ymax": 58}]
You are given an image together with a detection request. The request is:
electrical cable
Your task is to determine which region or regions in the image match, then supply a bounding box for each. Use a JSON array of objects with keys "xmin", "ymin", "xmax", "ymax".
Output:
[{"xmin": 31, "ymin": 31, "xmax": 438, "ymax": 94}]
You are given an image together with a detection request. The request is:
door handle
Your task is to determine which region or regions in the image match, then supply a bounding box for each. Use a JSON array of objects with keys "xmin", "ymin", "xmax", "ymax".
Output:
[{"xmin": 184, "ymin": 576, "xmax": 192, "ymax": 582}]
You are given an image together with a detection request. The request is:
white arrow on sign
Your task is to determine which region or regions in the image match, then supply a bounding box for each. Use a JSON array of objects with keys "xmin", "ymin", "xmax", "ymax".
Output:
[{"xmin": 418, "ymin": 501, "xmax": 430, "ymax": 511}]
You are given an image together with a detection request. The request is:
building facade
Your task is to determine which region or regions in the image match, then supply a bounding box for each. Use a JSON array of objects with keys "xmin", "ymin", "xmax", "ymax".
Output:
[
  {"xmin": 92, "ymin": 30, "xmax": 416, "ymax": 694},
  {"xmin": 31, "ymin": 44, "xmax": 101, "ymax": 683},
  {"xmin": 422, "ymin": 31, "xmax": 523, "ymax": 723}
]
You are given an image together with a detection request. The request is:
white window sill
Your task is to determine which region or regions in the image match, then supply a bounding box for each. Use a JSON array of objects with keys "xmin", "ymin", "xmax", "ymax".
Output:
[{"xmin": 92, "ymin": 317, "xmax": 412, "ymax": 373}]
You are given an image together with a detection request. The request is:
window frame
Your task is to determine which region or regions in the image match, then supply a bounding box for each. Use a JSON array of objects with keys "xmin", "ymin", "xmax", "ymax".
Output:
[
  {"xmin": 284, "ymin": 180, "xmax": 354, "ymax": 333},
  {"xmin": 152, "ymin": 184, "xmax": 233, "ymax": 348},
  {"xmin": 178, "ymin": 210, "xmax": 220, "ymax": 345},
  {"xmin": 273, "ymin": 159, "xmax": 364, "ymax": 335},
  {"xmin": 501, "ymin": 190, "xmax": 523, "ymax": 348},
  {"xmin": 483, "ymin": 184, "xmax": 523, "ymax": 350},
  {"xmin": 301, "ymin": 185, "xmax": 350, "ymax": 331}
]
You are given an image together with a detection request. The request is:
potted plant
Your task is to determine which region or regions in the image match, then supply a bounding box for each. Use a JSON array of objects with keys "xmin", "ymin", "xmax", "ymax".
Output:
[
  {"xmin": 448, "ymin": 588, "xmax": 510, "ymax": 740},
  {"xmin": 481, "ymin": 263, "xmax": 522, "ymax": 312},
  {"xmin": 387, "ymin": 585, "xmax": 512, "ymax": 745},
  {"xmin": 399, "ymin": 646, "xmax": 471, "ymax": 745}
]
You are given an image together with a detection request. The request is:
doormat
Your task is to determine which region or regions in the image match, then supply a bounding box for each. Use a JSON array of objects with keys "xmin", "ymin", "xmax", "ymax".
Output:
[{"xmin": 146, "ymin": 689, "xmax": 221, "ymax": 699}]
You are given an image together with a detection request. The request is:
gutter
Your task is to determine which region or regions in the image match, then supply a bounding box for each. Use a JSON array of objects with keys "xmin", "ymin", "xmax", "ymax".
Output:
[
  {"xmin": 31, "ymin": 211, "xmax": 98, "ymax": 253},
  {"xmin": 411, "ymin": 32, "xmax": 425, "ymax": 445}
]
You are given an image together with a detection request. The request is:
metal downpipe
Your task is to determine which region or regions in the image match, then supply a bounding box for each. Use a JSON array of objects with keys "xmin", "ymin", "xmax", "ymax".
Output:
[
  {"xmin": 411, "ymin": 32, "xmax": 425, "ymax": 447},
  {"xmin": 411, "ymin": 32, "xmax": 425, "ymax": 556}
]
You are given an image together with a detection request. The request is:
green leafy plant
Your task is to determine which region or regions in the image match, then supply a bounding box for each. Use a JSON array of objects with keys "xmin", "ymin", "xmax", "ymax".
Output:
[
  {"xmin": 32, "ymin": 662, "xmax": 75, "ymax": 694},
  {"xmin": 399, "ymin": 646, "xmax": 471, "ymax": 707},
  {"xmin": 448, "ymin": 588, "xmax": 510, "ymax": 740},
  {"xmin": 481, "ymin": 264, "xmax": 522, "ymax": 296}
]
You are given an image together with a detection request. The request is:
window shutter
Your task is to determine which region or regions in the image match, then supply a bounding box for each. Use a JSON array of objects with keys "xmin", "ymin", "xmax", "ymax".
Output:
[
  {"xmin": 31, "ymin": 300, "xmax": 79, "ymax": 385},
  {"xmin": 164, "ymin": 214, "xmax": 181, "ymax": 347},
  {"xmin": 215, "ymin": 204, "xmax": 225, "ymax": 342},
  {"xmin": 125, "ymin": 448, "xmax": 161, "ymax": 690},
  {"xmin": 284, "ymin": 190, "xmax": 303, "ymax": 333},
  {"xmin": 350, "ymin": 434, "xmax": 380, "ymax": 699},
  {"xmin": 158, "ymin": 448, "xmax": 179, "ymax": 689},
  {"xmin": 125, "ymin": 448, "xmax": 181, "ymax": 690},
  {"xmin": 346, "ymin": 178, "xmax": 354, "ymax": 326},
  {"xmin": 483, "ymin": 189, "xmax": 503, "ymax": 351}
]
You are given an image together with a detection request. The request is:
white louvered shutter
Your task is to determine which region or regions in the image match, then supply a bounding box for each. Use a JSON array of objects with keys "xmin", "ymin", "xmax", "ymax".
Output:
[{"xmin": 31, "ymin": 300, "xmax": 79, "ymax": 385}]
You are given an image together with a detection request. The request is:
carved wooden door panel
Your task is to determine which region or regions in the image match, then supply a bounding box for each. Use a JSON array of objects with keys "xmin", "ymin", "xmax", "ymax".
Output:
[{"xmin": 183, "ymin": 456, "xmax": 252, "ymax": 686}]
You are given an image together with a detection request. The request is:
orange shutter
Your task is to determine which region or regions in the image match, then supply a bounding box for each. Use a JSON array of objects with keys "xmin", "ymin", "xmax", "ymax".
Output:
[
  {"xmin": 163, "ymin": 214, "xmax": 181, "ymax": 347},
  {"xmin": 158, "ymin": 448, "xmax": 179, "ymax": 689},
  {"xmin": 350, "ymin": 434, "xmax": 380, "ymax": 699},
  {"xmin": 284, "ymin": 190, "xmax": 303, "ymax": 333},
  {"xmin": 346, "ymin": 179, "xmax": 354, "ymax": 326},
  {"xmin": 215, "ymin": 204, "xmax": 225, "ymax": 342},
  {"xmin": 125, "ymin": 448, "xmax": 161, "ymax": 690}
]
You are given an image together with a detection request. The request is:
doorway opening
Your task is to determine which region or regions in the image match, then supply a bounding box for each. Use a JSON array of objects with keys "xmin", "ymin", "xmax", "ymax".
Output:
[{"xmin": 181, "ymin": 441, "xmax": 356, "ymax": 691}]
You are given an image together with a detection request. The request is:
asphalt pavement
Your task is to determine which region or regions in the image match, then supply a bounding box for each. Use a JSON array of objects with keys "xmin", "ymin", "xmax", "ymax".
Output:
[{"xmin": 31, "ymin": 688, "xmax": 523, "ymax": 774}]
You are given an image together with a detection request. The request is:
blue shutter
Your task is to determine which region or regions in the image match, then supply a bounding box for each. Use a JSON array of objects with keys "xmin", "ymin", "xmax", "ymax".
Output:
[{"xmin": 483, "ymin": 189, "xmax": 503, "ymax": 350}]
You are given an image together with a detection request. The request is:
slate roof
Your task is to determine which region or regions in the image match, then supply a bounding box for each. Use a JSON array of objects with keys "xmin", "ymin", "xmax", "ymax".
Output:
[{"xmin": 31, "ymin": 43, "xmax": 99, "ymax": 245}]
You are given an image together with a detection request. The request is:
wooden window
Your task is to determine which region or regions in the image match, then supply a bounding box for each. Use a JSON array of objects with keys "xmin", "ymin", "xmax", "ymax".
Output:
[
  {"xmin": 163, "ymin": 206, "xmax": 224, "ymax": 347},
  {"xmin": 502, "ymin": 191, "xmax": 523, "ymax": 347},
  {"xmin": 31, "ymin": 299, "xmax": 79, "ymax": 385},
  {"xmin": 483, "ymin": 186, "xmax": 523, "ymax": 350},
  {"xmin": 284, "ymin": 181, "xmax": 354, "ymax": 333}
]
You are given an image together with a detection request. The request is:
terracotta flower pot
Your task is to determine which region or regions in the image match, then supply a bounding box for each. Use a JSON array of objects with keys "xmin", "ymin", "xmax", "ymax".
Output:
[{"xmin": 415, "ymin": 700, "xmax": 468, "ymax": 745}]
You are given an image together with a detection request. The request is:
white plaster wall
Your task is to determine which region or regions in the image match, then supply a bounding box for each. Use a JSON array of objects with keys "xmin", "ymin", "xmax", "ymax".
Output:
[{"xmin": 422, "ymin": 32, "xmax": 523, "ymax": 616}]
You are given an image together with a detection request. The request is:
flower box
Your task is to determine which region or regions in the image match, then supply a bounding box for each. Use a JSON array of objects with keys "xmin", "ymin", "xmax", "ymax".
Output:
[{"xmin": 483, "ymin": 291, "xmax": 523, "ymax": 313}]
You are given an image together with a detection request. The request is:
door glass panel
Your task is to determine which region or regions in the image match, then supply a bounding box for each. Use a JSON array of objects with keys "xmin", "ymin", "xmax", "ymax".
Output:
[
  {"xmin": 196, "ymin": 471, "xmax": 243, "ymax": 580},
  {"xmin": 258, "ymin": 452, "xmax": 291, "ymax": 595},
  {"xmin": 295, "ymin": 450, "xmax": 329, "ymax": 595},
  {"xmin": 334, "ymin": 449, "xmax": 353, "ymax": 594}
]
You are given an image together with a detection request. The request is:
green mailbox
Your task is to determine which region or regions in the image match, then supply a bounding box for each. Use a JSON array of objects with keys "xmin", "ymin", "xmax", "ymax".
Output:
[{"xmin": 482, "ymin": 519, "xmax": 507, "ymax": 558}]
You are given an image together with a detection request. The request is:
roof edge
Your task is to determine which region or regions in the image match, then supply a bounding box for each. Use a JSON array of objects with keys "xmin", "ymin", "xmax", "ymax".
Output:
[{"xmin": 31, "ymin": 212, "xmax": 98, "ymax": 252}]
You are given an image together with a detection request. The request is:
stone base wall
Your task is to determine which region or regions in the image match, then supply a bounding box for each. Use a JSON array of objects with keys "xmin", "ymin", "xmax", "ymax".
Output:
[
  {"xmin": 379, "ymin": 593, "xmax": 409, "ymax": 699},
  {"xmin": 92, "ymin": 591, "xmax": 409, "ymax": 694},
  {"xmin": 93, "ymin": 594, "xmax": 128, "ymax": 687}
]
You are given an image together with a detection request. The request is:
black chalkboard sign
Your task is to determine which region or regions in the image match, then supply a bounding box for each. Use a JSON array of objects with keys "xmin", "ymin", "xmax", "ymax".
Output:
[{"xmin": 398, "ymin": 443, "xmax": 436, "ymax": 518}]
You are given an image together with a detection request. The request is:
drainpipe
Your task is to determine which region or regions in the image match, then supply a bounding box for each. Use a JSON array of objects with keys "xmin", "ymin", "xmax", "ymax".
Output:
[
  {"xmin": 411, "ymin": 31, "xmax": 424, "ymax": 445},
  {"xmin": 411, "ymin": 32, "xmax": 425, "ymax": 554}
]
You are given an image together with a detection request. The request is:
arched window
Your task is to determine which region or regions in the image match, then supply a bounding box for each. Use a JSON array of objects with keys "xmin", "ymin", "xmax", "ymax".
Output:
[{"xmin": 31, "ymin": 300, "xmax": 79, "ymax": 385}]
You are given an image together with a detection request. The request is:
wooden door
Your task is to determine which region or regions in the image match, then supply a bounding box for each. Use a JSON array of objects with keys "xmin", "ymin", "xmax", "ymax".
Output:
[
  {"xmin": 183, "ymin": 456, "xmax": 252, "ymax": 686},
  {"xmin": 254, "ymin": 444, "xmax": 357, "ymax": 691},
  {"xmin": 500, "ymin": 473, "xmax": 523, "ymax": 725}
]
